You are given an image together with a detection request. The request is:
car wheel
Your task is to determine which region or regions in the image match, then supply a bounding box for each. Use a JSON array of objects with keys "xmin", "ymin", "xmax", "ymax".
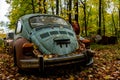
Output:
[
  {"xmin": 13, "ymin": 47, "xmax": 24, "ymax": 72},
  {"xmin": 86, "ymin": 58, "xmax": 93, "ymax": 66},
  {"xmin": 83, "ymin": 50, "xmax": 94, "ymax": 66}
]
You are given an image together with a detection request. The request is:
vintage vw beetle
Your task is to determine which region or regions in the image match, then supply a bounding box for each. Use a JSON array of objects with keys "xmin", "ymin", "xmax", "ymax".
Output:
[{"xmin": 13, "ymin": 14, "xmax": 93, "ymax": 72}]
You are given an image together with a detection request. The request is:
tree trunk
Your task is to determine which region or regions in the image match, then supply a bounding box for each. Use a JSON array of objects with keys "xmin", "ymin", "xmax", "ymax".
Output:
[
  {"xmin": 119, "ymin": 1, "xmax": 120, "ymax": 27},
  {"xmin": 51, "ymin": 0, "xmax": 55, "ymax": 15},
  {"xmin": 43, "ymin": 0, "xmax": 46, "ymax": 13},
  {"xmin": 86, "ymin": 7, "xmax": 91, "ymax": 26},
  {"xmin": 80, "ymin": 0, "xmax": 87, "ymax": 36},
  {"xmin": 102, "ymin": 0, "xmax": 105, "ymax": 36},
  {"xmin": 98, "ymin": 0, "xmax": 102, "ymax": 35},
  {"xmin": 117, "ymin": 0, "xmax": 120, "ymax": 37},
  {"xmin": 112, "ymin": 13, "xmax": 117, "ymax": 36},
  {"xmin": 60, "ymin": 0, "xmax": 63, "ymax": 15},
  {"xmin": 38, "ymin": 0, "xmax": 41, "ymax": 13},
  {"xmin": 31, "ymin": 0, "xmax": 35, "ymax": 13},
  {"xmin": 68, "ymin": 0, "xmax": 72, "ymax": 24},
  {"xmin": 74, "ymin": 0, "xmax": 78, "ymax": 22},
  {"xmin": 82, "ymin": 0, "xmax": 87, "ymax": 36},
  {"xmin": 51, "ymin": 6, "xmax": 55, "ymax": 15},
  {"xmin": 56, "ymin": 0, "xmax": 59, "ymax": 15},
  {"xmin": 83, "ymin": 1, "xmax": 87, "ymax": 36}
]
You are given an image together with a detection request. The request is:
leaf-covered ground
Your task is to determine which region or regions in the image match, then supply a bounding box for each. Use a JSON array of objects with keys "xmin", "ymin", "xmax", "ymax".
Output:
[{"xmin": 0, "ymin": 44, "xmax": 120, "ymax": 80}]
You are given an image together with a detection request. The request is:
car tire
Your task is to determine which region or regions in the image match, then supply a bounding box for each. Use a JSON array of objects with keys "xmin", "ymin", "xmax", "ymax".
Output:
[
  {"xmin": 13, "ymin": 47, "xmax": 26, "ymax": 73},
  {"xmin": 86, "ymin": 58, "xmax": 93, "ymax": 66},
  {"xmin": 13, "ymin": 47, "xmax": 22, "ymax": 70},
  {"xmin": 83, "ymin": 50, "xmax": 94, "ymax": 66}
]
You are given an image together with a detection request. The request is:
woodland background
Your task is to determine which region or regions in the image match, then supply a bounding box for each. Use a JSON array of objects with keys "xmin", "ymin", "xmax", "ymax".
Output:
[
  {"xmin": 0, "ymin": 0, "xmax": 119, "ymax": 38},
  {"xmin": 0, "ymin": 0, "xmax": 120, "ymax": 79}
]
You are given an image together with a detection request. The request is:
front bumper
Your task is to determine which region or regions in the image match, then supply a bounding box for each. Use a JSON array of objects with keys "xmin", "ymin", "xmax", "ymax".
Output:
[{"xmin": 19, "ymin": 50, "xmax": 94, "ymax": 69}]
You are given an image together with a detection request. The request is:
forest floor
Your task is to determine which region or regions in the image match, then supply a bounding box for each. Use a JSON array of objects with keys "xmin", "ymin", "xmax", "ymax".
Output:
[{"xmin": 0, "ymin": 43, "xmax": 120, "ymax": 80}]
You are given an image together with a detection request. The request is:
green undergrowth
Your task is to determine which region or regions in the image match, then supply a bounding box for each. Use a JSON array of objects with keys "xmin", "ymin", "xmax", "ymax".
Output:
[
  {"xmin": 91, "ymin": 42, "xmax": 120, "ymax": 50},
  {"xmin": 91, "ymin": 41, "xmax": 120, "ymax": 60}
]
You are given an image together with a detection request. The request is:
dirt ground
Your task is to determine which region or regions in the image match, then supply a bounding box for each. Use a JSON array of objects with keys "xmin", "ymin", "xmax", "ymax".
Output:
[{"xmin": 0, "ymin": 45, "xmax": 120, "ymax": 80}]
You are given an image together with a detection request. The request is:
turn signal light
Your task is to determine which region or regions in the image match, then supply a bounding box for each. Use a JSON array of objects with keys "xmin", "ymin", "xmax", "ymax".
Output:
[{"xmin": 22, "ymin": 43, "xmax": 34, "ymax": 48}]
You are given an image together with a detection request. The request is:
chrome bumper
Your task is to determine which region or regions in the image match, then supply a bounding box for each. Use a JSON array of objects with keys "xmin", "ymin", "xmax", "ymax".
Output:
[
  {"xmin": 20, "ymin": 59, "xmax": 39, "ymax": 68},
  {"xmin": 19, "ymin": 51, "xmax": 93, "ymax": 69}
]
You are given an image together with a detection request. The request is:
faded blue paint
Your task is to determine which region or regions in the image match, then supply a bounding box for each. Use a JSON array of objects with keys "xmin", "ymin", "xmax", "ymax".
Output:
[{"xmin": 16, "ymin": 14, "xmax": 78, "ymax": 55}]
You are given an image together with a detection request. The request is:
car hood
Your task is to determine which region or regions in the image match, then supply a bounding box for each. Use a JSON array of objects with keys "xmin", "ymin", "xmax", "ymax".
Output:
[{"xmin": 30, "ymin": 26, "xmax": 78, "ymax": 55}]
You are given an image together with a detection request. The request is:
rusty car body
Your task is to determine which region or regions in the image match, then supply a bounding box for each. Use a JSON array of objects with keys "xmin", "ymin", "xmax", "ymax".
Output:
[{"xmin": 13, "ymin": 14, "xmax": 94, "ymax": 72}]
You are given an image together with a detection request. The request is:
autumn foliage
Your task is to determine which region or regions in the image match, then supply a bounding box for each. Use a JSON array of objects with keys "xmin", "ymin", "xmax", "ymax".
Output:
[{"xmin": 0, "ymin": 43, "xmax": 120, "ymax": 79}]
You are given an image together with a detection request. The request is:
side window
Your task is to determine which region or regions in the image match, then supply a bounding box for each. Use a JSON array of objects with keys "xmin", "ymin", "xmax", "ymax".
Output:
[{"xmin": 16, "ymin": 20, "xmax": 22, "ymax": 34}]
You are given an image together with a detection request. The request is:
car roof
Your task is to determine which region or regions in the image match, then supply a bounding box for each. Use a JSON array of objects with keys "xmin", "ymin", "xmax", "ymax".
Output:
[{"xmin": 20, "ymin": 13, "xmax": 62, "ymax": 20}]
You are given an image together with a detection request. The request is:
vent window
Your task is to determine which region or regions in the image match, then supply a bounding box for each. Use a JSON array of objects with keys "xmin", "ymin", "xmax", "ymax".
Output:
[
  {"xmin": 40, "ymin": 32, "xmax": 49, "ymax": 38},
  {"xmin": 50, "ymin": 31, "xmax": 58, "ymax": 35},
  {"xmin": 68, "ymin": 32, "xmax": 74, "ymax": 36},
  {"xmin": 59, "ymin": 31, "xmax": 67, "ymax": 34}
]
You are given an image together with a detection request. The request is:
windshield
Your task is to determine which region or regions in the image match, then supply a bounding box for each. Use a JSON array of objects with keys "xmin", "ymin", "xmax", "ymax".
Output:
[{"xmin": 29, "ymin": 16, "xmax": 69, "ymax": 28}]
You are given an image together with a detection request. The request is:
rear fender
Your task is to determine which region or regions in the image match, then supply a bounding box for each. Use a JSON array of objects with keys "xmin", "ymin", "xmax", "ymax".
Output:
[{"xmin": 14, "ymin": 38, "xmax": 30, "ymax": 66}]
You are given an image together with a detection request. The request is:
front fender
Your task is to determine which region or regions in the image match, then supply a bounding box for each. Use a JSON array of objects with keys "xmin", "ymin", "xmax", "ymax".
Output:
[{"xmin": 14, "ymin": 38, "xmax": 30, "ymax": 66}]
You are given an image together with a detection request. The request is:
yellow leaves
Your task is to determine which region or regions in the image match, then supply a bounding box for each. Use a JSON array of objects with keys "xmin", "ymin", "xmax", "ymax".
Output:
[
  {"xmin": 0, "ymin": 61, "xmax": 3, "ymax": 64},
  {"xmin": 56, "ymin": 77, "xmax": 62, "ymax": 80},
  {"xmin": 0, "ymin": 34, "xmax": 6, "ymax": 38},
  {"xmin": 69, "ymin": 75, "xmax": 74, "ymax": 80},
  {"xmin": 0, "ymin": 43, "xmax": 120, "ymax": 79},
  {"xmin": 6, "ymin": 75, "xmax": 14, "ymax": 79},
  {"xmin": 19, "ymin": 77, "xmax": 28, "ymax": 80},
  {"xmin": 88, "ymin": 74, "xmax": 93, "ymax": 78},
  {"xmin": 0, "ymin": 74, "xmax": 6, "ymax": 80},
  {"xmin": 104, "ymin": 75, "xmax": 115, "ymax": 80}
]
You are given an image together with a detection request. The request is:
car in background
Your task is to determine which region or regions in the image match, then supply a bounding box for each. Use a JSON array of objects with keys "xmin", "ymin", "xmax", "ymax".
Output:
[
  {"xmin": 4, "ymin": 32, "xmax": 14, "ymax": 53},
  {"xmin": 13, "ymin": 14, "xmax": 94, "ymax": 72}
]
